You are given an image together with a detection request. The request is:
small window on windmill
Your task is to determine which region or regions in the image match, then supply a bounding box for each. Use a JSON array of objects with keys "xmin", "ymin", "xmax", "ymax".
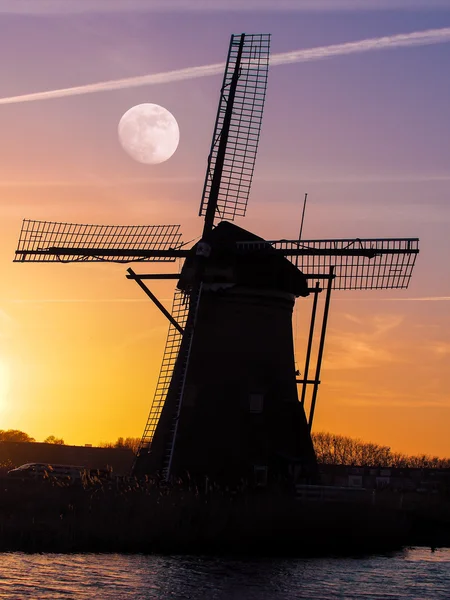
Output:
[
  {"xmin": 249, "ymin": 393, "xmax": 264, "ymax": 413},
  {"xmin": 254, "ymin": 465, "xmax": 268, "ymax": 487}
]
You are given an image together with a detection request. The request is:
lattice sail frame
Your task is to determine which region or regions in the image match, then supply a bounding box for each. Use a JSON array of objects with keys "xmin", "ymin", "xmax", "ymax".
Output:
[
  {"xmin": 138, "ymin": 290, "xmax": 190, "ymax": 451},
  {"xmin": 236, "ymin": 238, "xmax": 419, "ymax": 290},
  {"xmin": 14, "ymin": 220, "xmax": 183, "ymax": 263},
  {"xmin": 199, "ymin": 33, "xmax": 270, "ymax": 222}
]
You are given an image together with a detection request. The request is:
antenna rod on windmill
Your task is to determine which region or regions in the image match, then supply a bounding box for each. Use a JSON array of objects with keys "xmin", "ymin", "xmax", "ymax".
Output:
[
  {"xmin": 298, "ymin": 192, "xmax": 308, "ymax": 242},
  {"xmin": 296, "ymin": 192, "xmax": 308, "ymax": 268}
]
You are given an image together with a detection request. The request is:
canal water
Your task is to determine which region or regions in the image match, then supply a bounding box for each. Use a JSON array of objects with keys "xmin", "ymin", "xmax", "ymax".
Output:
[{"xmin": 0, "ymin": 547, "xmax": 448, "ymax": 599}]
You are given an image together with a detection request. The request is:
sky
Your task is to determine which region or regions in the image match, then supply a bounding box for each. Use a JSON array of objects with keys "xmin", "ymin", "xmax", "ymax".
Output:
[{"xmin": 0, "ymin": 0, "xmax": 449, "ymax": 455}]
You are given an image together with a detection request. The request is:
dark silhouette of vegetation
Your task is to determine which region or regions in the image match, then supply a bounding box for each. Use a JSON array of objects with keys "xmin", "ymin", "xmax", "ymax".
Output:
[
  {"xmin": 312, "ymin": 432, "xmax": 450, "ymax": 468},
  {"xmin": 0, "ymin": 476, "xmax": 422, "ymax": 555},
  {"xmin": 43, "ymin": 435, "xmax": 65, "ymax": 445},
  {"xmin": 100, "ymin": 437, "xmax": 140, "ymax": 454},
  {"xmin": 0, "ymin": 434, "xmax": 449, "ymax": 555},
  {"xmin": 3, "ymin": 429, "xmax": 449, "ymax": 469},
  {"xmin": 0, "ymin": 430, "xmax": 35, "ymax": 443}
]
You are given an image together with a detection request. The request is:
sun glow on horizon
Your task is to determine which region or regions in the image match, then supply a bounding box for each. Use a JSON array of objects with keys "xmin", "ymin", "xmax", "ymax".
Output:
[{"xmin": 0, "ymin": 357, "xmax": 11, "ymax": 410}]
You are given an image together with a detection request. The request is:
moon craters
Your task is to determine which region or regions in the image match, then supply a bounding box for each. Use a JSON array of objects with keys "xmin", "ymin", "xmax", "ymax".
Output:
[{"xmin": 118, "ymin": 103, "xmax": 180, "ymax": 165}]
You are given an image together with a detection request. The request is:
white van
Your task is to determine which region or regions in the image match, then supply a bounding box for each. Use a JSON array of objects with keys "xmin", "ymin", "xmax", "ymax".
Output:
[{"xmin": 7, "ymin": 463, "xmax": 85, "ymax": 482}]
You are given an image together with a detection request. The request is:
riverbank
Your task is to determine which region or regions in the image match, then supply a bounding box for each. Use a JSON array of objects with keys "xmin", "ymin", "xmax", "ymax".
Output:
[{"xmin": 0, "ymin": 477, "xmax": 449, "ymax": 556}]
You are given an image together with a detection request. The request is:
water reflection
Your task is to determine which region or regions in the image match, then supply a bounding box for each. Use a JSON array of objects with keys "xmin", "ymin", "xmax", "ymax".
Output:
[{"xmin": 0, "ymin": 547, "xmax": 448, "ymax": 599}]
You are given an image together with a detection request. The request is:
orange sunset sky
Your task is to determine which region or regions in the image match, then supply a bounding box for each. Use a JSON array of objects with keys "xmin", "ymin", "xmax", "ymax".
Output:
[{"xmin": 0, "ymin": 1, "xmax": 449, "ymax": 456}]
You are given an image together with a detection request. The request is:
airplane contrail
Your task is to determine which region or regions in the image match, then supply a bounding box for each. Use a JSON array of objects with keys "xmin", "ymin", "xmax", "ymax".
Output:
[{"xmin": 1, "ymin": 27, "xmax": 449, "ymax": 105}]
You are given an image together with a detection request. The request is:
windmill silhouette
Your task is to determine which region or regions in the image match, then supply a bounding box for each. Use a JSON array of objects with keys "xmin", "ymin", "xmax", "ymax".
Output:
[{"xmin": 14, "ymin": 34, "xmax": 419, "ymax": 486}]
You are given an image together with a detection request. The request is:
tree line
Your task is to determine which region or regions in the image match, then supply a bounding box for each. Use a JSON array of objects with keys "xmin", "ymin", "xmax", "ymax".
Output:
[
  {"xmin": 0, "ymin": 430, "xmax": 139, "ymax": 452},
  {"xmin": 2, "ymin": 429, "xmax": 449, "ymax": 468},
  {"xmin": 0, "ymin": 430, "xmax": 64, "ymax": 445},
  {"xmin": 312, "ymin": 431, "xmax": 450, "ymax": 469}
]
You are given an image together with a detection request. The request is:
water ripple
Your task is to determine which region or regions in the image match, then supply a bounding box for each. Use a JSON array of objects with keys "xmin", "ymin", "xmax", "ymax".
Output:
[{"xmin": 0, "ymin": 547, "xmax": 448, "ymax": 599}]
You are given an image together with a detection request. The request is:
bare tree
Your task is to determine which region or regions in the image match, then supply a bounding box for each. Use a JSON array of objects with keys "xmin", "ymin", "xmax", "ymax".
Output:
[
  {"xmin": 43, "ymin": 435, "xmax": 65, "ymax": 445},
  {"xmin": 100, "ymin": 437, "xmax": 141, "ymax": 454},
  {"xmin": 116, "ymin": 437, "xmax": 140, "ymax": 454},
  {"xmin": 312, "ymin": 431, "xmax": 450, "ymax": 468}
]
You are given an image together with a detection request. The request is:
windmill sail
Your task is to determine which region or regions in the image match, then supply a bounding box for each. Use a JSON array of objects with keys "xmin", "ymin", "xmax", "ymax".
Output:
[
  {"xmin": 199, "ymin": 33, "xmax": 270, "ymax": 226},
  {"xmin": 235, "ymin": 237, "xmax": 420, "ymax": 290},
  {"xmin": 136, "ymin": 289, "xmax": 190, "ymax": 456},
  {"xmin": 134, "ymin": 285, "xmax": 203, "ymax": 479},
  {"xmin": 14, "ymin": 219, "xmax": 182, "ymax": 263}
]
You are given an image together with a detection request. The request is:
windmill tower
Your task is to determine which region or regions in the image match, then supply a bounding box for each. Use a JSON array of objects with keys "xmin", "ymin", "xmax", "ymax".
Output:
[{"xmin": 14, "ymin": 33, "xmax": 419, "ymax": 486}]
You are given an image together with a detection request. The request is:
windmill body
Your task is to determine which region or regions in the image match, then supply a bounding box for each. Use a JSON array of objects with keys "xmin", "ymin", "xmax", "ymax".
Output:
[
  {"xmin": 14, "ymin": 33, "xmax": 420, "ymax": 487},
  {"xmin": 136, "ymin": 222, "xmax": 317, "ymax": 483}
]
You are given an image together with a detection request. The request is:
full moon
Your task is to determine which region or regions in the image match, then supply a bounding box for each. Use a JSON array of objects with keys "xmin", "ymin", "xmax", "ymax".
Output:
[{"xmin": 118, "ymin": 103, "xmax": 180, "ymax": 165}]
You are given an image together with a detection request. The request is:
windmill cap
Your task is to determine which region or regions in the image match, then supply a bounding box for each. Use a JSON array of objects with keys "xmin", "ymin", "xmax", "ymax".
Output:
[{"xmin": 178, "ymin": 221, "xmax": 309, "ymax": 297}]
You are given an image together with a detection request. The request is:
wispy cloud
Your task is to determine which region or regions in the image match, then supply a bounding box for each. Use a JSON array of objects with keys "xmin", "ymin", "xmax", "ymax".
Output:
[
  {"xmin": 427, "ymin": 342, "xmax": 450, "ymax": 357},
  {"xmin": 258, "ymin": 173, "xmax": 450, "ymax": 184},
  {"xmin": 11, "ymin": 298, "xmax": 151, "ymax": 303},
  {"xmin": 11, "ymin": 298, "xmax": 175, "ymax": 303},
  {"xmin": 1, "ymin": 27, "xmax": 450, "ymax": 105},
  {"xmin": 380, "ymin": 297, "xmax": 450, "ymax": 302},
  {"xmin": 8, "ymin": 292, "xmax": 450, "ymax": 309},
  {"xmin": 0, "ymin": 307, "xmax": 15, "ymax": 328},
  {"xmin": 2, "ymin": 173, "xmax": 449, "ymax": 188},
  {"xmin": 324, "ymin": 314, "xmax": 404, "ymax": 370},
  {"xmin": 0, "ymin": 176, "xmax": 199, "ymax": 188},
  {"xmin": 1, "ymin": 0, "xmax": 449, "ymax": 14},
  {"xmin": 339, "ymin": 390, "xmax": 450, "ymax": 409},
  {"xmin": 334, "ymin": 296, "xmax": 450, "ymax": 302}
]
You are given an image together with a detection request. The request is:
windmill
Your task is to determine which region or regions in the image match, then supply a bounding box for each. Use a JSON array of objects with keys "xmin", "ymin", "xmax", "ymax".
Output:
[{"xmin": 14, "ymin": 33, "xmax": 419, "ymax": 486}]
